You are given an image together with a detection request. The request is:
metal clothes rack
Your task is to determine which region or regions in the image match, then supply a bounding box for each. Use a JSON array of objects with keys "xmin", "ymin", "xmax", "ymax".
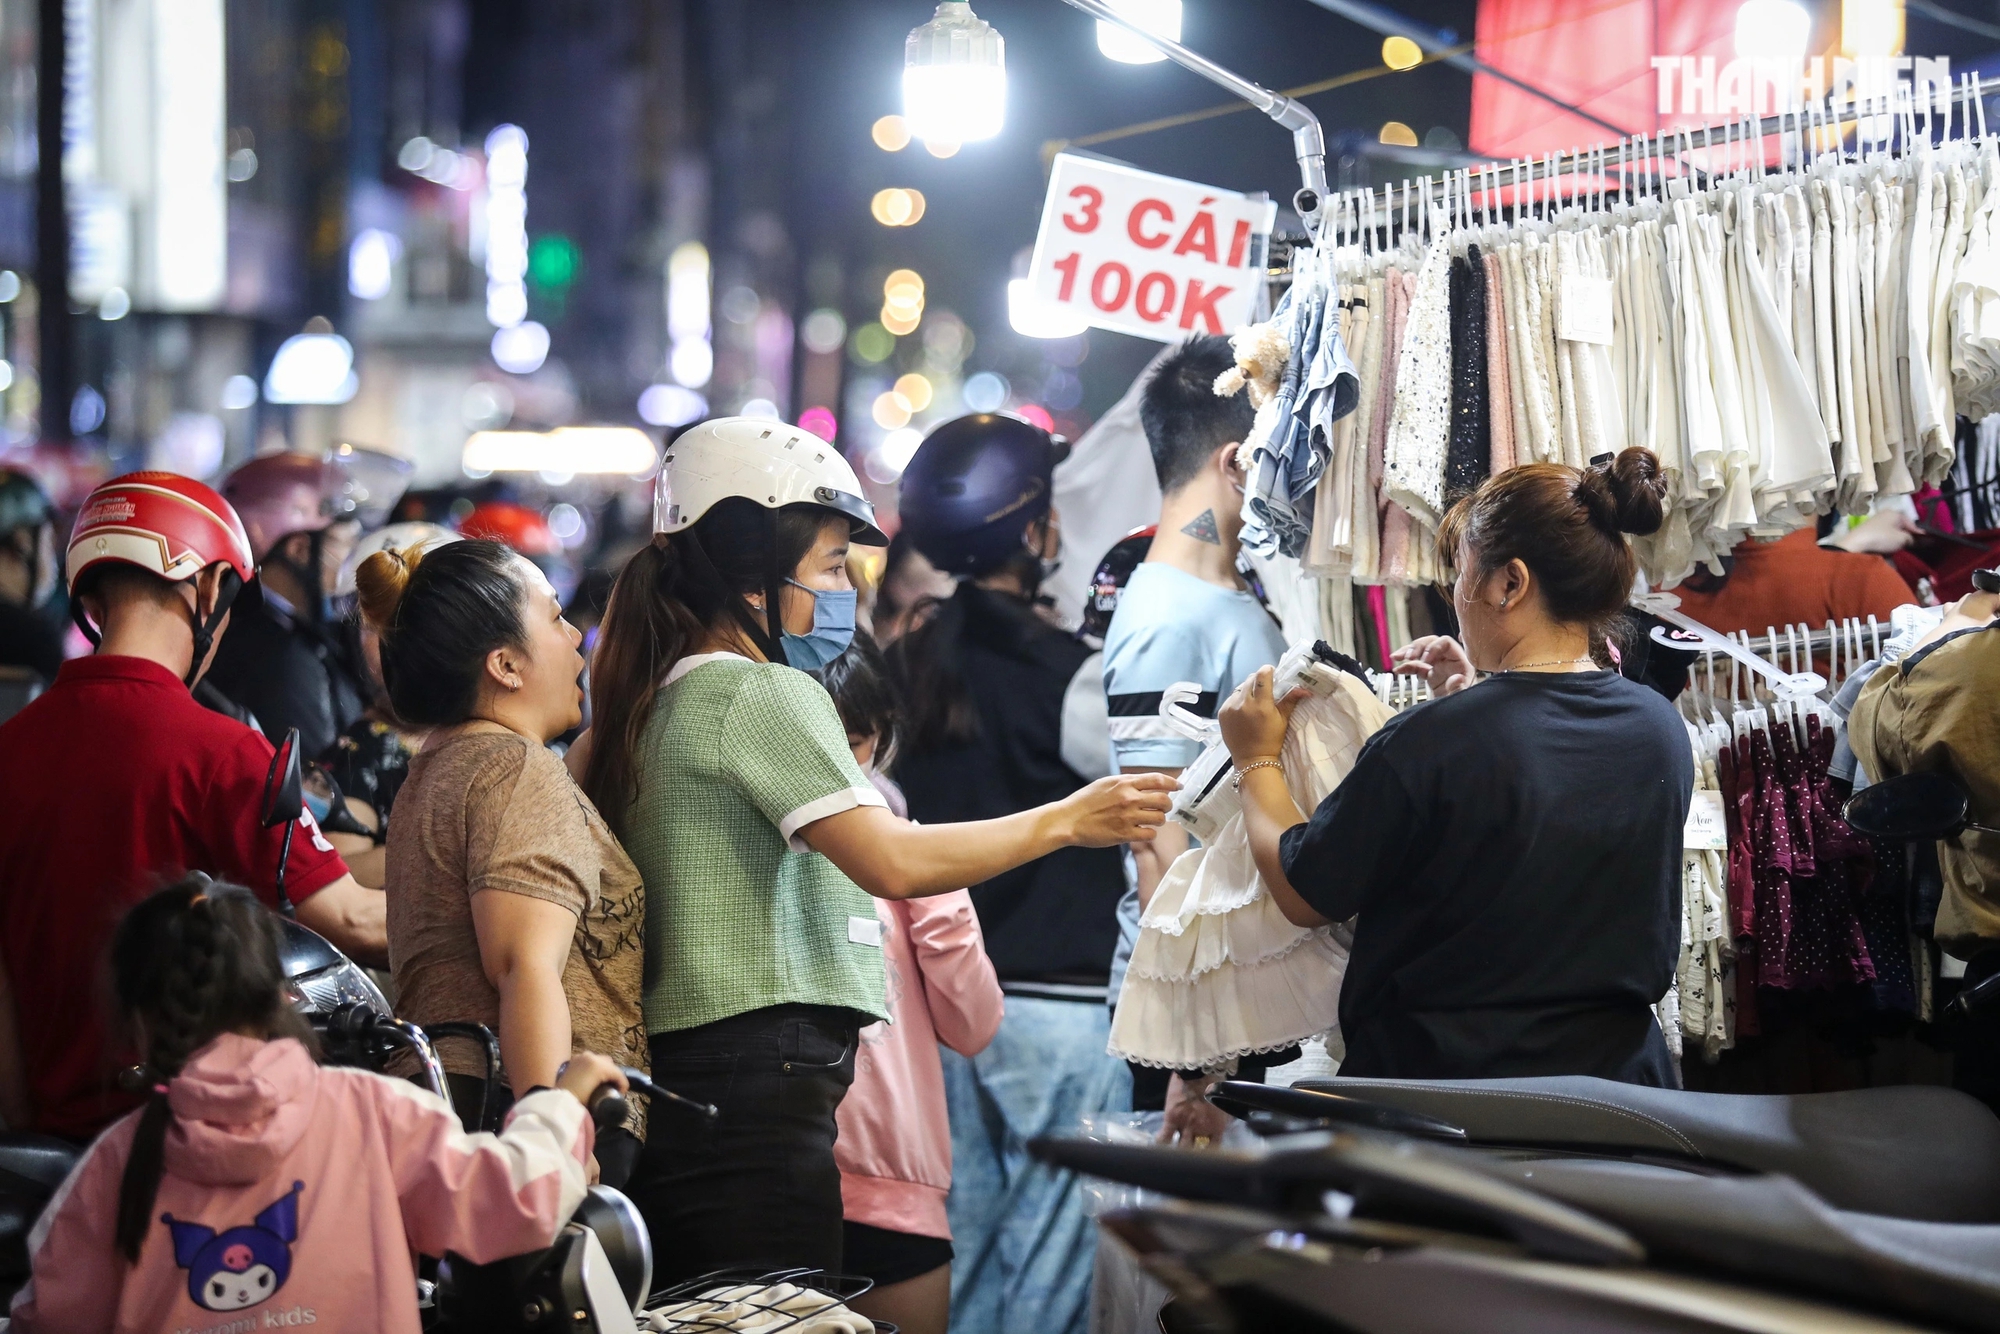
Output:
[{"xmin": 1318, "ymin": 69, "xmax": 1994, "ymax": 234}]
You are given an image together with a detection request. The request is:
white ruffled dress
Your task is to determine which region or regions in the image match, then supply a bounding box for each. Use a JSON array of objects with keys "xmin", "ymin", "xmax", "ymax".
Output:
[{"xmin": 1108, "ymin": 665, "xmax": 1391, "ymax": 1071}]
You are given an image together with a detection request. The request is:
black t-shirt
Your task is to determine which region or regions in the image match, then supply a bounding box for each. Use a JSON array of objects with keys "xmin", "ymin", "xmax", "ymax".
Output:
[
  {"xmin": 1280, "ymin": 670, "xmax": 1692, "ymax": 1085},
  {"xmin": 893, "ymin": 583, "xmax": 1124, "ymax": 988}
]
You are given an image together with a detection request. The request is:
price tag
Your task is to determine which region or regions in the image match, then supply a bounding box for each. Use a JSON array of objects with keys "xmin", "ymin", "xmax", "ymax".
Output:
[
  {"xmin": 848, "ymin": 915, "xmax": 883, "ymax": 948},
  {"xmin": 1558, "ymin": 271, "xmax": 1615, "ymax": 346},
  {"xmin": 1684, "ymin": 789, "xmax": 1728, "ymax": 850}
]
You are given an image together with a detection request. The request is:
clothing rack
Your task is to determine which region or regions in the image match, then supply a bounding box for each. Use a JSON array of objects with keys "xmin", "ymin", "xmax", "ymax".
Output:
[{"xmin": 1319, "ymin": 70, "xmax": 1994, "ymax": 237}]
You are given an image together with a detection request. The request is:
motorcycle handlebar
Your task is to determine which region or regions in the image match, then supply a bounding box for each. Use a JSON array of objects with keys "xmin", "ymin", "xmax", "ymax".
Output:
[
  {"xmin": 586, "ymin": 1066, "xmax": 718, "ymax": 1132},
  {"xmin": 314, "ymin": 1003, "xmax": 450, "ymax": 1103}
]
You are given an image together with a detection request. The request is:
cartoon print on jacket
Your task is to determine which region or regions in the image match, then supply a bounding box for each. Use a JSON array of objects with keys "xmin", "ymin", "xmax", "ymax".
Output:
[{"xmin": 162, "ymin": 1180, "xmax": 304, "ymax": 1312}]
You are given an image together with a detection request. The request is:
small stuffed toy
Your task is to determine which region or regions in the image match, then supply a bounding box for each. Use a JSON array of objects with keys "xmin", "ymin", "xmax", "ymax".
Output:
[{"xmin": 1212, "ymin": 320, "xmax": 1289, "ymax": 409}]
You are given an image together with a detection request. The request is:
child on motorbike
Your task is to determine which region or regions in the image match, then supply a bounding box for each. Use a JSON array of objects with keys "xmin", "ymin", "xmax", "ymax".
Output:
[{"xmin": 9, "ymin": 875, "xmax": 625, "ymax": 1333}]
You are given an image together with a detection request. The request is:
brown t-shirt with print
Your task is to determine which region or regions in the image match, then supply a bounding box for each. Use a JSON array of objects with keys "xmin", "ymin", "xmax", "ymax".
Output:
[{"xmin": 386, "ymin": 723, "xmax": 648, "ymax": 1113}]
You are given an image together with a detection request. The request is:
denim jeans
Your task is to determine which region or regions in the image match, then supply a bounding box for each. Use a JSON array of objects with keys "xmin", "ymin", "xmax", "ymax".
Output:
[
  {"xmin": 941, "ymin": 995, "xmax": 1132, "ymax": 1334},
  {"xmin": 623, "ymin": 1004, "xmax": 860, "ymax": 1286}
]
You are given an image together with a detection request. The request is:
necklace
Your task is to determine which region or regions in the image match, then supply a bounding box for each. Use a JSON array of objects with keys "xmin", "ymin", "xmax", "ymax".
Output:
[{"xmin": 1495, "ymin": 655, "xmax": 1599, "ymax": 672}]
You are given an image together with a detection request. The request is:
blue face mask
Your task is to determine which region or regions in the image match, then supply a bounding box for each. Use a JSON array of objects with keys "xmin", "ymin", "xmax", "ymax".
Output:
[{"xmin": 779, "ymin": 578, "xmax": 857, "ymax": 671}]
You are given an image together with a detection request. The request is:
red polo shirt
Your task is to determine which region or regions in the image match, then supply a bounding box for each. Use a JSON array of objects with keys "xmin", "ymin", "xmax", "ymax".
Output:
[{"xmin": 0, "ymin": 656, "xmax": 347, "ymax": 1138}]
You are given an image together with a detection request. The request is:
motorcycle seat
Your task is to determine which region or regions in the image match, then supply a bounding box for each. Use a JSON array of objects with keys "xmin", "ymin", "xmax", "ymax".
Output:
[
  {"xmin": 1298, "ymin": 1075, "xmax": 2000, "ymax": 1223},
  {"xmin": 0, "ymin": 1135, "xmax": 79, "ymax": 1197}
]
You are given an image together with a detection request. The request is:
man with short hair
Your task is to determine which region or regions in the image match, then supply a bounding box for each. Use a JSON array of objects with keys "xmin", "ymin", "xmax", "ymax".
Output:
[
  {"xmin": 1103, "ymin": 335, "xmax": 1290, "ymax": 1141},
  {"xmin": 0, "ymin": 472, "xmax": 385, "ymax": 1139}
]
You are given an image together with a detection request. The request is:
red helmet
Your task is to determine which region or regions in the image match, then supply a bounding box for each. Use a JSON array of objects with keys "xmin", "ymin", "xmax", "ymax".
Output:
[
  {"xmin": 458, "ymin": 501, "xmax": 562, "ymax": 557},
  {"xmin": 66, "ymin": 471, "xmax": 255, "ymax": 594}
]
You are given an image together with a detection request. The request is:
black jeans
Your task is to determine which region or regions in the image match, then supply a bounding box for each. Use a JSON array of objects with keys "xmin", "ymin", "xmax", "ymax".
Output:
[{"xmin": 624, "ymin": 1004, "xmax": 860, "ymax": 1285}]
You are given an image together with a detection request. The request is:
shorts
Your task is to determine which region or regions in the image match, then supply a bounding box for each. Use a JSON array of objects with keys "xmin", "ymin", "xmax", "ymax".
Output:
[{"xmin": 840, "ymin": 1220, "xmax": 953, "ymax": 1286}]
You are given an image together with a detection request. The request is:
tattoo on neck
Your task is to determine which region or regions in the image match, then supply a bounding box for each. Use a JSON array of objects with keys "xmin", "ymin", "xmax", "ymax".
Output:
[{"xmin": 1180, "ymin": 510, "xmax": 1221, "ymax": 545}]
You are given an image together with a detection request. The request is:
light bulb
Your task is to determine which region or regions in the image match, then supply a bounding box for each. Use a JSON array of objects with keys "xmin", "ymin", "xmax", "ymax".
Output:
[
  {"xmin": 904, "ymin": 3, "xmax": 1006, "ymax": 144},
  {"xmin": 1096, "ymin": 0, "xmax": 1181, "ymax": 64}
]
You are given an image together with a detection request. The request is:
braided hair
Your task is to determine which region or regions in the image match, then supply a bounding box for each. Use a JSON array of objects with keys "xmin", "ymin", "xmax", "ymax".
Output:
[{"xmin": 109, "ymin": 876, "xmax": 317, "ymax": 1262}]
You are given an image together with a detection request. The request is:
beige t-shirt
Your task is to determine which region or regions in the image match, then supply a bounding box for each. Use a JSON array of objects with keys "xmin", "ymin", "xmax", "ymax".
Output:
[{"xmin": 386, "ymin": 722, "xmax": 648, "ymax": 1107}]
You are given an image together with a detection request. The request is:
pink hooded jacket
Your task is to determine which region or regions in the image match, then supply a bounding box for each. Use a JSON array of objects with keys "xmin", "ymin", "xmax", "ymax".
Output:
[
  {"xmin": 10, "ymin": 1033, "xmax": 593, "ymax": 1334},
  {"xmin": 834, "ymin": 774, "xmax": 1004, "ymax": 1240}
]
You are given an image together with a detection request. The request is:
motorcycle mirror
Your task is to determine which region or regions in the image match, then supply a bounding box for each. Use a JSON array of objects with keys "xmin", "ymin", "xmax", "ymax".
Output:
[
  {"xmin": 1842, "ymin": 772, "xmax": 1971, "ymax": 842},
  {"xmin": 303, "ymin": 764, "xmax": 375, "ymax": 839},
  {"xmin": 261, "ymin": 729, "xmax": 305, "ymax": 830}
]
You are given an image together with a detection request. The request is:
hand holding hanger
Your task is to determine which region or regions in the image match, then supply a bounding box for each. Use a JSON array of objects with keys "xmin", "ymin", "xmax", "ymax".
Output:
[{"xmin": 1389, "ymin": 634, "xmax": 1477, "ymax": 696}]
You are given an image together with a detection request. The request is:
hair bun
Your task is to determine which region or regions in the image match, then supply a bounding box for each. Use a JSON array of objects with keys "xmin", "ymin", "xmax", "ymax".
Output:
[
  {"xmin": 354, "ymin": 544, "xmax": 425, "ymax": 631},
  {"xmin": 1578, "ymin": 447, "xmax": 1666, "ymax": 537}
]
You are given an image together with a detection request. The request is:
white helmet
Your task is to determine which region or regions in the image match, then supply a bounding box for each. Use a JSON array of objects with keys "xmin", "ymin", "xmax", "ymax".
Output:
[
  {"xmin": 335, "ymin": 521, "xmax": 460, "ymax": 597},
  {"xmin": 655, "ymin": 417, "xmax": 887, "ymax": 545}
]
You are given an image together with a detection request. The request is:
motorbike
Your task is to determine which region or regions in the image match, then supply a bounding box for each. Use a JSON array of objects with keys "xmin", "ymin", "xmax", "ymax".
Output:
[
  {"xmin": 1036, "ymin": 1067, "xmax": 2000, "ymax": 1332},
  {"xmin": 1033, "ymin": 659, "xmax": 2000, "ymax": 1331}
]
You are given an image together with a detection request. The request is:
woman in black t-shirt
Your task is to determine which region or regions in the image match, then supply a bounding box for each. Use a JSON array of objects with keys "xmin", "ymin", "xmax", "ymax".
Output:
[{"xmin": 1221, "ymin": 448, "xmax": 1692, "ymax": 1086}]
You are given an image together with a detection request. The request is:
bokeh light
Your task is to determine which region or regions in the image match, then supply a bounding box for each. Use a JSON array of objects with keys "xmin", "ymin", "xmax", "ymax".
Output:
[
  {"xmin": 799, "ymin": 406, "xmax": 838, "ymax": 440},
  {"xmin": 879, "ymin": 427, "xmax": 924, "ymax": 475},
  {"xmin": 801, "ymin": 309, "xmax": 847, "ymax": 355},
  {"xmin": 962, "ymin": 371, "xmax": 1008, "ymax": 413},
  {"xmin": 1016, "ymin": 404, "xmax": 1055, "ymax": 432},
  {"xmin": 894, "ymin": 373, "xmax": 934, "ymax": 412},
  {"xmin": 869, "ymin": 188, "xmax": 927, "ymax": 227},
  {"xmin": 872, "ymin": 115, "xmax": 912, "ymax": 151},
  {"xmin": 1381, "ymin": 35, "xmax": 1423, "ymax": 69},
  {"xmin": 1379, "ymin": 121, "xmax": 1418, "ymax": 146},
  {"xmin": 851, "ymin": 323, "xmax": 896, "ymax": 363},
  {"xmin": 873, "ymin": 391, "xmax": 914, "ymax": 429}
]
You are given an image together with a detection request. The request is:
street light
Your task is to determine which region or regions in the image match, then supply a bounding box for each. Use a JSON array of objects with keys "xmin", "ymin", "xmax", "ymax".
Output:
[
  {"xmin": 904, "ymin": 3, "xmax": 1007, "ymax": 143},
  {"xmin": 1097, "ymin": 0, "xmax": 1181, "ymax": 63},
  {"xmin": 902, "ymin": 0, "xmax": 1326, "ymax": 233}
]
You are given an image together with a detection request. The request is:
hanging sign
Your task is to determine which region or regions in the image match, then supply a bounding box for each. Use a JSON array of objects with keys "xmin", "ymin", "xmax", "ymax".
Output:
[{"xmin": 1027, "ymin": 153, "xmax": 1277, "ymax": 344}]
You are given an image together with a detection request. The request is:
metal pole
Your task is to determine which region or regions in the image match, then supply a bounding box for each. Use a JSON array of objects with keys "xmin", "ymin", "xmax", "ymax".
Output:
[
  {"xmin": 1054, "ymin": 0, "xmax": 1328, "ymax": 234},
  {"xmin": 35, "ymin": 0, "xmax": 72, "ymax": 443}
]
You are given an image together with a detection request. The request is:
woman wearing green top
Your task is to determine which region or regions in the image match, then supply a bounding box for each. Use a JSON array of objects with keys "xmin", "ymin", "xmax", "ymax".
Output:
[{"xmin": 576, "ymin": 418, "xmax": 1174, "ymax": 1284}]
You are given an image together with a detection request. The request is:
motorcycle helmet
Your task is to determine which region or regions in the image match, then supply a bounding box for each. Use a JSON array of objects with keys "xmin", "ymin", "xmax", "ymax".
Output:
[
  {"xmin": 655, "ymin": 416, "xmax": 886, "ymax": 545},
  {"xmin": 0, "ymin": 467, "xmax": 52, "ymax": 538},
  {"xmin": 222, "ymin": 452, "xmax": 346, "ymax": 554},
  {"xmin": 459, "ymin": 501, "xmax": 564, "ymax": 558},
  {"xmin": 0, "ymin": 467, "xmax": 58, "ymax": 607},
  {"xmin": 66, "ymin": 471, "xmax": 255, "ymax": 682},
  {"xmin": 333, "ymin": 520, "xmax": 459, "ymax": 598},
  {"xmin": 1080, "ymin": 525, "xmax": 1157, "ymax": 640},
  {"xmin": 897, "ymin": 413, "xmax": 1064, "ymax": 578}
]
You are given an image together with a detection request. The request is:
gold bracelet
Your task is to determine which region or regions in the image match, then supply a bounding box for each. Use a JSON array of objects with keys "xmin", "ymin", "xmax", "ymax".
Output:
[{"xmin": 1231, "ymin": 757, "xmax": 1284, "ymax": 789}]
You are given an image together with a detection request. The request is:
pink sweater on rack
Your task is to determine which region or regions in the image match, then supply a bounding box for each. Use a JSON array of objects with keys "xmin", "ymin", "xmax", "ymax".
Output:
[
  {"xmin": 11, "ymin": 1033, "xmax": 592, "ymax": 1334},
  {"xmin": 835, "ymin": 773, "xmax": 1004, "ymax": 1240}
]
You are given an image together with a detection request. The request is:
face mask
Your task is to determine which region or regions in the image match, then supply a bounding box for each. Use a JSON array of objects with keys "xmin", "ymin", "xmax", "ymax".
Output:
[{"xmin": 779, "ymin": 578, "xmax": 857, "ymax": 671}]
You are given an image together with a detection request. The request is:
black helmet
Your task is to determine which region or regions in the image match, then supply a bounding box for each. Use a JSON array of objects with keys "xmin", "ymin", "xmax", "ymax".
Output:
[
  {"xmin": 898, "ymin": 414, "xmax": 1064, "ymax": 577},
  {"xmin": 1080, "ymin": 525, "xmax": 1156, "ymax": 639},
  {"xmin": 0, "ymin": 467, "xmax": 52, "ymax": 538}
]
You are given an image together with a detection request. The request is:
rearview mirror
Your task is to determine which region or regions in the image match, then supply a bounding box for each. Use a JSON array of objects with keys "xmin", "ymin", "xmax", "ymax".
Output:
[
  {"xmin": 261, "ymin": 728, "xmax": 304, "ymax": 831},
  {"xmin": 1843, "ymin": 772, "xmax": 1971, "ymax": 842}
]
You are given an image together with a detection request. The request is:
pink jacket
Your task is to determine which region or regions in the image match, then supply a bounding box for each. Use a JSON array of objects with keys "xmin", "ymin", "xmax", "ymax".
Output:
[
  {"xmin": 835, "ymin": 775, "xmax": 1004, "ymax": 1240},
  {"xmin": 11, "ymin": 1033, "xmax": 592, "ymax": 1334}
]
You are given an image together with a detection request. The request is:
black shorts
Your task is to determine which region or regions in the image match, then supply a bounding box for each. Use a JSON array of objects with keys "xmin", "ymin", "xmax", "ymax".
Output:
[{"xmin": 841, "ymin": 1220, "xmax": 953, "ymax": 1286}]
